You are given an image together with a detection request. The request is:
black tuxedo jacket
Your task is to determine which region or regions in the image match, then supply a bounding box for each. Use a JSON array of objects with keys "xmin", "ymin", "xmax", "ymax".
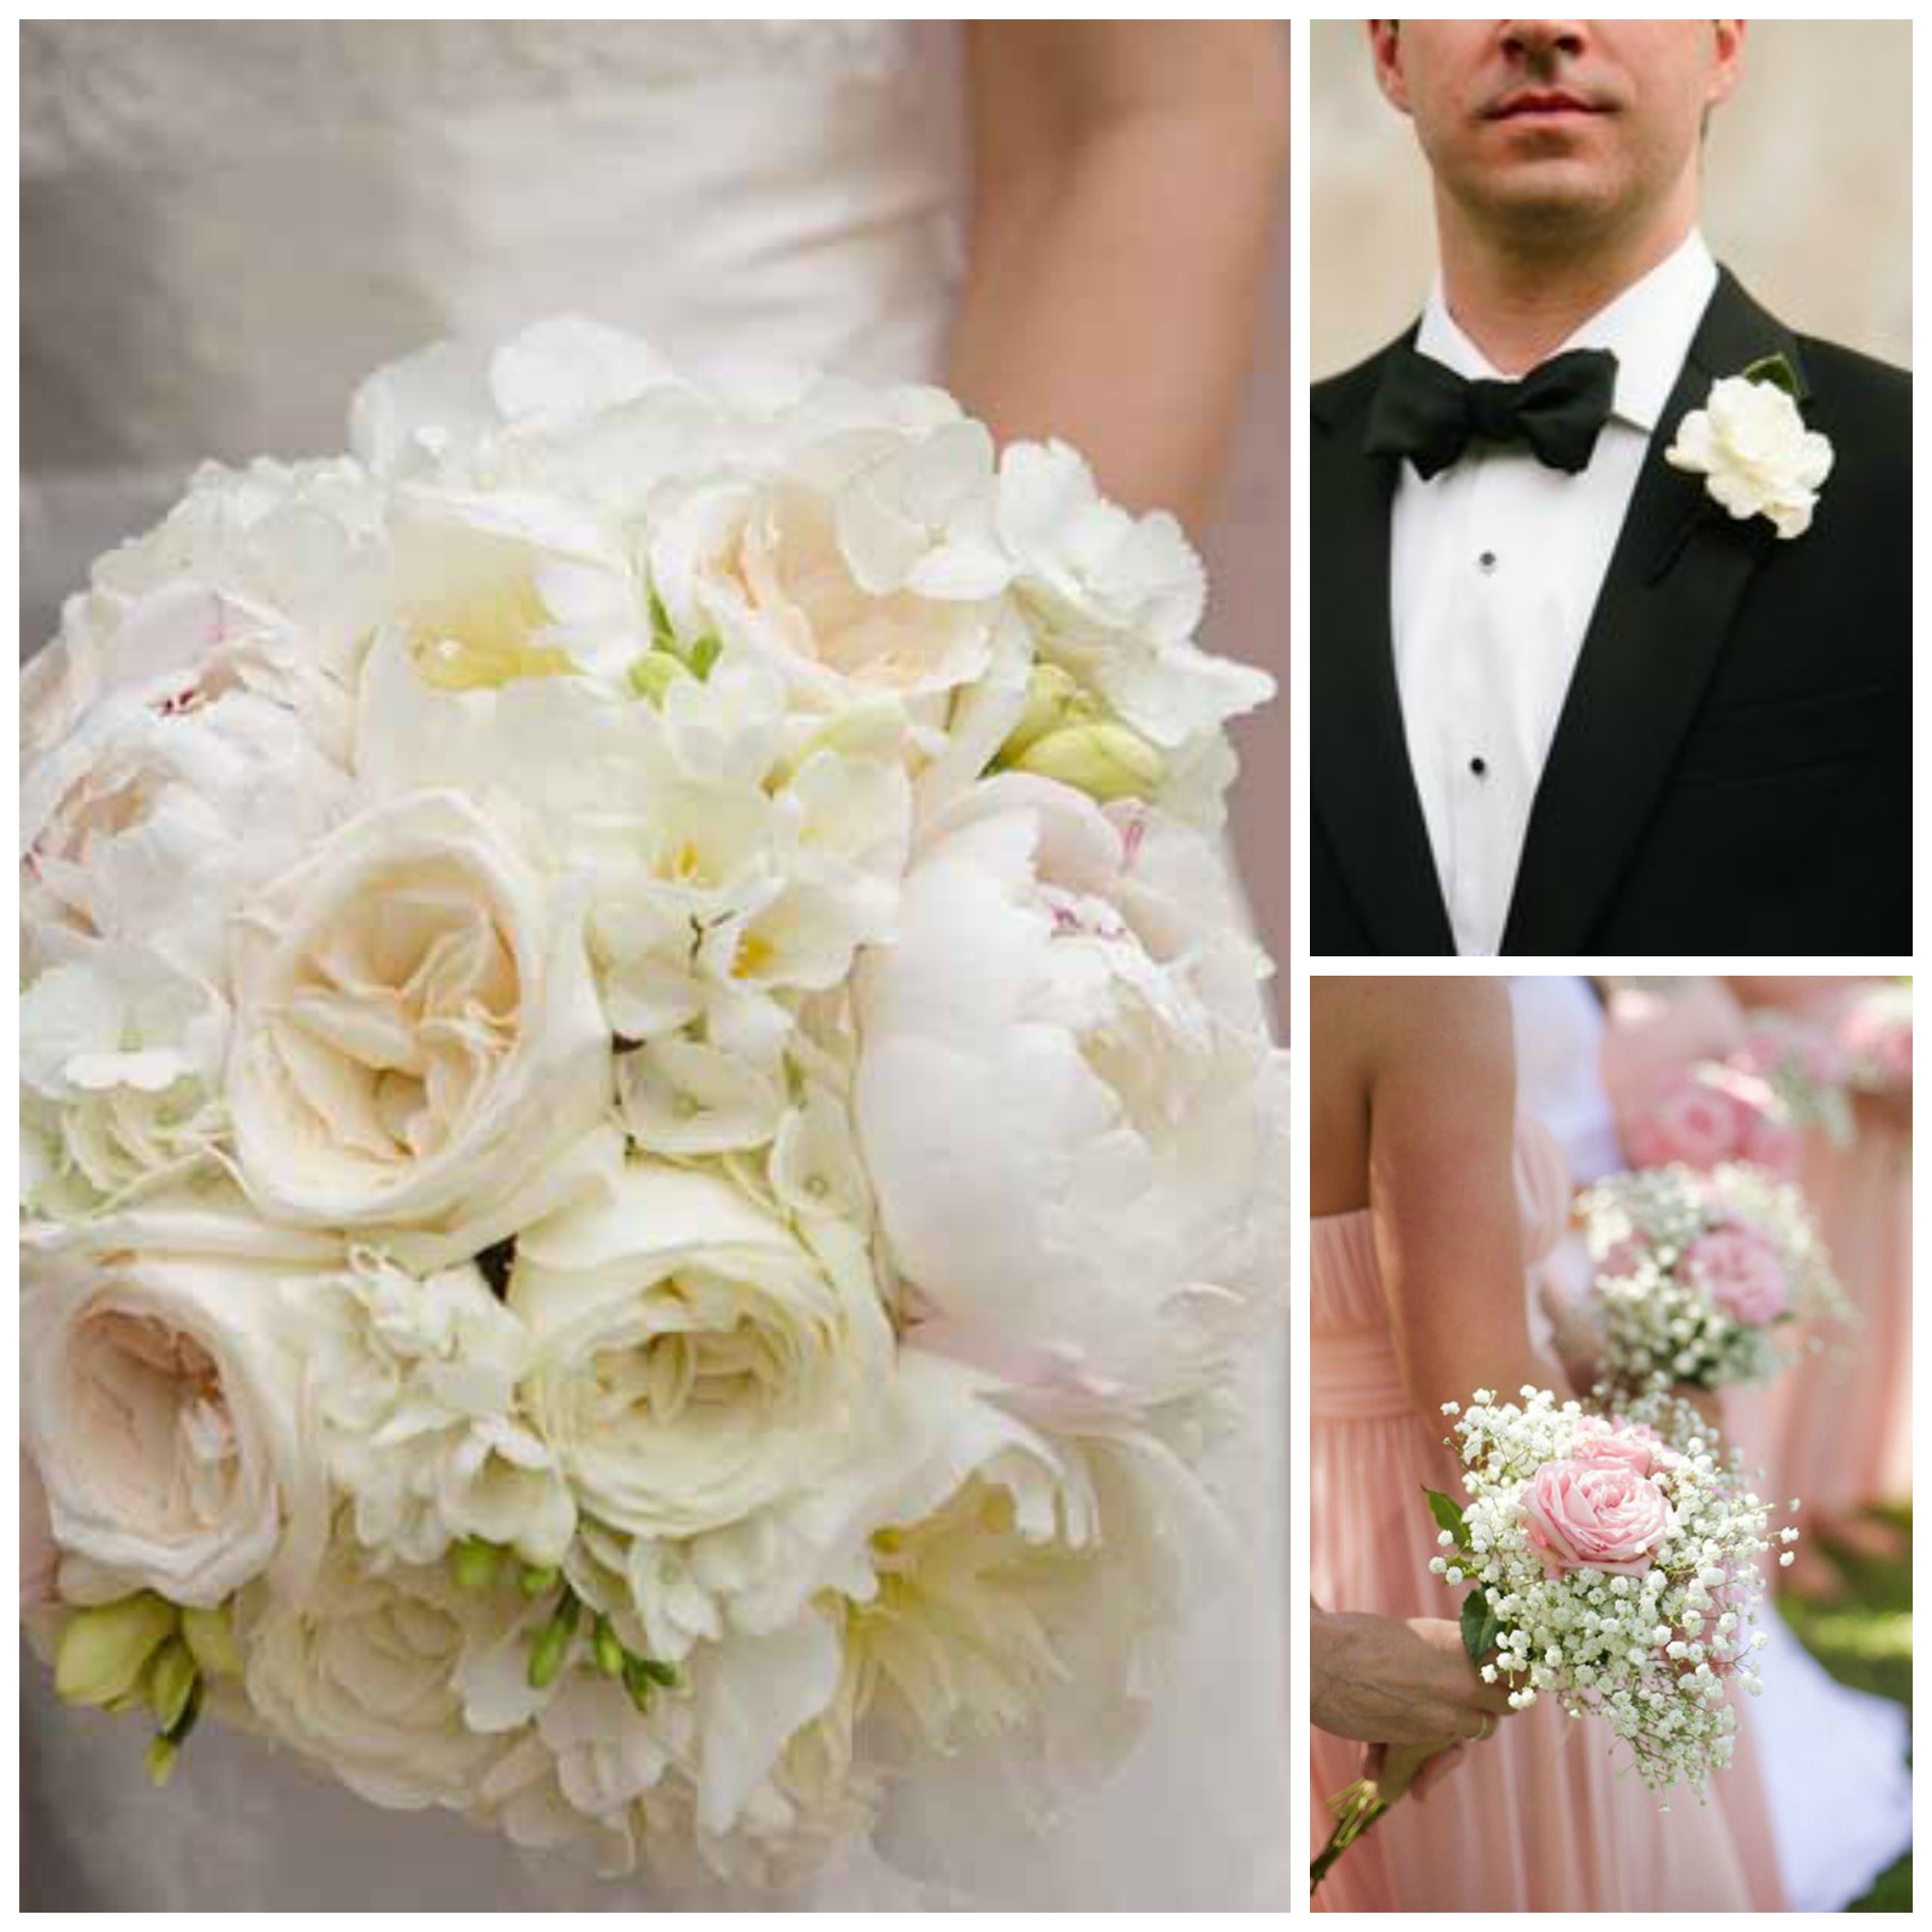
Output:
[{"xmin": 1311, "ymin": 270, "xmax": 1910, "ymax": 956}]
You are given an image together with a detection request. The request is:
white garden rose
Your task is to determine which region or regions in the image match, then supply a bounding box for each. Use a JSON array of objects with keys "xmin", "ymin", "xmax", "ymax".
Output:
[
  {"xmin": 512, "ymin": 1158, "xmax": 894, "ymax": 1541},
  {"xmin": 243, "ymin": 1528, "xmax": 521, "ymax": 1810},
  {"xmin": 854, "ymin": 774, "xmax": 1286, "ymax": 1418},
  {"xmin": 646, "ymin": 460, "xmax": 1000, "ymax": 711},
  {"xmin": 296, "ymin": 1249, "xmax": 577, "ymax": 1569},
  {"xmin": 226, "ymin": 789, "xmax": 612, "ymax": 1235},
  {"xmin": 22, "ymin": 1245, "xmax": 328, "ymax": 1607},
  {"xmin": 1665, "ymin": 373, "xmax": 1834, "ymax": 540}
]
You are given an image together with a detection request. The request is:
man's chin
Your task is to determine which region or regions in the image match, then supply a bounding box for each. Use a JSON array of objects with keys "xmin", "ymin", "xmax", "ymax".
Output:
[{"xmin": 1460, "ymin": 164, "xmax": 1627, "ymax": 241}]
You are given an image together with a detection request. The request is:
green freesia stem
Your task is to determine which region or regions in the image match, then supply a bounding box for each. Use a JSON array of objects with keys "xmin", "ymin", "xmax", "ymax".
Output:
[{"xmin": 1309, "ymin": 1776, "xmax": 1392, "ymax": 1896}]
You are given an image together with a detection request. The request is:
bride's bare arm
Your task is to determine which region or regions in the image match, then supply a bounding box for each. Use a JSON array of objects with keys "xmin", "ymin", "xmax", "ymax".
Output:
[
  {"xmin": 1364, "ymin": 980, "xmax": 1568, "ymax": 1417},
  {"xmin": 951, "ymin": 22, "xmax": 1288, "ymax": 532}
]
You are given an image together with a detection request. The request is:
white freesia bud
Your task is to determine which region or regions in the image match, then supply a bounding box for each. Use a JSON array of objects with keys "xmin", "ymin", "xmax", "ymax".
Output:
[
  {"xmin": 1011, "ymin": 720, "xmax": 1166, "ymax": 805},
  {"xmin": 995, "ymin": 662, "xmax": 1084, "ymax": 765},
  {"xmin": 54, "ymin": 1592, "xmax": 178, "ymax": 1707}
]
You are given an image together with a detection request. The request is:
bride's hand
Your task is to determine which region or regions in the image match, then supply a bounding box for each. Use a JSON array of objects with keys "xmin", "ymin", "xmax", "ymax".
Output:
[
  {"xmin": 1311, "ymin": 1607, "xmax": 1515, "ymax": 1748},
  {"xmin": 1364, "ymin": 1737, "xmax": 1469, "ymax": 1804}
]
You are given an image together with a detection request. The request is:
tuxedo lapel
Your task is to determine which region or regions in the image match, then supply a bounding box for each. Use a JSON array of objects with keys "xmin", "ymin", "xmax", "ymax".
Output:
[
  {"xmin": 1501, "ymin": 272, "xmax": 1804, "ymax": 953},
  {"xmin": 1311, "ymin": 350, "xmax": 1457, "ymax": 952}
]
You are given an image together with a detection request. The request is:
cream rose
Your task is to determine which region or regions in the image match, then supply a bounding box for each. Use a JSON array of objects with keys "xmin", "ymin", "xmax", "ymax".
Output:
[
  {"xmin": 511, "ymin": 1157, "xmax": 893, "ymax": 1541},
  {"xmin": 227, "ymin": 790, "xmax": 611, "ymax": 1234},
  {"xmin": 22, "ymin": 1246, "xmax": 327, "ymax": 1607},
  {"xmin": 243, "ymin": 1528, "xmax": 520, "ymax": 1810}
]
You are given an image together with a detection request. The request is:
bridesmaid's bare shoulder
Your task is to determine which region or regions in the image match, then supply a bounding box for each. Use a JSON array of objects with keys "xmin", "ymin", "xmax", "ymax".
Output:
[{"xmin": 1316, "ymin": 976, "xmax": 1512, "ymax": 1089}]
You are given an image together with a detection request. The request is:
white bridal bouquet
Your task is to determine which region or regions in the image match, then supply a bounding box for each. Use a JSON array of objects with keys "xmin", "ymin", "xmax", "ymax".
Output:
[
  {"xmin": 19, "ymin": 320, "xmax": 1289, "ymax": 1884},
  {"xmin": 1578, "ymin": 1164, "xmax": 1848, "ymax": 1392},
  {"xmin": 1312, "ymin": 1388, "xmax": 1791, "ymax": 1893}
]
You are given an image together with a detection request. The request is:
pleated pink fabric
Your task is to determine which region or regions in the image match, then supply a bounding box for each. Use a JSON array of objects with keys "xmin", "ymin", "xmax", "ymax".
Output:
[
  {"xmin": 1761, "ymin": 998, "xmax": 1914, "ymax": 1518},
  {"xmin": 1310, "ymin": 1118, "xmax": 1765, "ymax": 1912}
]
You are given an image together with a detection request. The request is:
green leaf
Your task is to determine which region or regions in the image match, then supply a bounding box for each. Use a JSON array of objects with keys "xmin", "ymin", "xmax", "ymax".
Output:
[
  {"xmin": 1743, "ymin": 352, "xmax": 1800, "ymax": 398},
  {"xmin": 1460, "ymin": 1586, "xmax": 1500, "ymax": 1665},
  {"xmin": 1421, "ymin": 1486, "xmax": 1469, "ymax": 1549},
  {"xmin": 648, "ymin": 589, "xmax": 676, "ymax": 650}
]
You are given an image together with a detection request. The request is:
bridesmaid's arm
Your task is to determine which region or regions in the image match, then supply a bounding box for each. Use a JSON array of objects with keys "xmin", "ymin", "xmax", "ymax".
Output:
[
  {"xmin": 951, "ymin": 22, "xmax": 1289, "ymax": 532},
  {"xmin": 1364, "ymin": 980, "xmax": 1568, "ymax": 1418}
]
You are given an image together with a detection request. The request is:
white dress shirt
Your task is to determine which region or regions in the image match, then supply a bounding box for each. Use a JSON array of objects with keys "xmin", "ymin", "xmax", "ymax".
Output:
[{"xmin": 1389, "ymin": 232, "xmax": 1719, "ymax": 955}]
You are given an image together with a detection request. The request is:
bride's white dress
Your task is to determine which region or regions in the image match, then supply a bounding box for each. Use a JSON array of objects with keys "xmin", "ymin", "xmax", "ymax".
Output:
[
  {"xmin": 1507, "ymin": 976, "xmax": 1913, "ymax": 1916},
  {"xmin": 19, "ymin": 20, "xmax": 1292, "ymax": 1910}
]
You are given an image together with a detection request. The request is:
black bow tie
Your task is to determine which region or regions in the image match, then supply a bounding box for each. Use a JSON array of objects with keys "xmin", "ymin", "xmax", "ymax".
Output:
[{"xmin": 1364, "ymin": 344, "xmax": 1620, "ymax": 480}]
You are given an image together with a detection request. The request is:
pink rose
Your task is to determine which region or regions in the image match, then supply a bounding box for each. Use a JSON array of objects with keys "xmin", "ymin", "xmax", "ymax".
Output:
[
  {"xmin": 1685, "ymin": 1226, "xmax": 1790, "ymax": 1326},
  {"xmin": 1627, "ymin": 1065, "xmax": 1795, "ymax": 1176},
  {"xmin": 1626, "ymin": 1071, "xmax": 1743, "ymax": 1171},
  {"xmin": 1572, "ymin": 1420, "xmax": 1661, "ymax": 1480},
  {"xmin": 1520, "ymin": 1457, "xmax": 1672, "ymax": 1577}
]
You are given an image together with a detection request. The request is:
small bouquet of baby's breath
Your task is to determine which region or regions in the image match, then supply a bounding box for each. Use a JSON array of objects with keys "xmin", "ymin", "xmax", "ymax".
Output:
[
  {"xmin": 1579, "ymin": 1163, "xmax": 1849, "ymax": 1391},
  {"xmin": 1311, "ymin": 1385, "xmax": 1793, "ymax": 1896}
]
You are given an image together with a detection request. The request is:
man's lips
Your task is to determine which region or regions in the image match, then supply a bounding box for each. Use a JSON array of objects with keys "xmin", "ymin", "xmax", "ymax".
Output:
[{"xmin": 1486, "ymin": 89, "xmax": 1606, "ymax": 121}]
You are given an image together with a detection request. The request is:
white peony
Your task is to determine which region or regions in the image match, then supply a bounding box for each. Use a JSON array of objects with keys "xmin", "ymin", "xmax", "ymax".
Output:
[
  {"xmin": 296, "ymin": 1248, "xmax": 577, "ymax": 1569},
  {"xmin": 22, "ymin": 1243, "xmax": 328, "ymax": 1607},
  {"xmin": 38, "ymin": 451, "xmax": 387, "ymax": 689},
  {"xmin": 1665, "ymin": 373, "xmax": 1834, "ymax": 540},
  {"xmin": 22, "ymin": 583, "xmax": 354, "ymax": 982},
  {"xmin": 243, "ymin": 1527, "xmax": 522, "ymax": 1810},
  {"xmin": 854, "ymin": 774, "xmax": 1286, "ymax": 1420},
  {"xmin": 512, "ymin": 1157, "xmax": 894, "ymax": 1542},
  {"xmin": 226, "ymin": 789, "xmax": 612, "ymax": 1236}
]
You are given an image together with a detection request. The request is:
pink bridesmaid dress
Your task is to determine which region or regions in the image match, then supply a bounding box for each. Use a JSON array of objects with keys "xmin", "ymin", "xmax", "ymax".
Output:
[
  {"xmin": 1749, "ymin": 980, "xmax": 1913, "ymax": 1520},
  {"xmin": 1309, "ymin": 1117, "xmax": 1763, "ymax": 1912}
]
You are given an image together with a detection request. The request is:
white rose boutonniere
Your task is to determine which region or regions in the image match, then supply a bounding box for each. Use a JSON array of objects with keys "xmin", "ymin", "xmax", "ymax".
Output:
[{"xmin": 1664, "ymin": 355, "xmax": 1833, "ymax": 540}]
